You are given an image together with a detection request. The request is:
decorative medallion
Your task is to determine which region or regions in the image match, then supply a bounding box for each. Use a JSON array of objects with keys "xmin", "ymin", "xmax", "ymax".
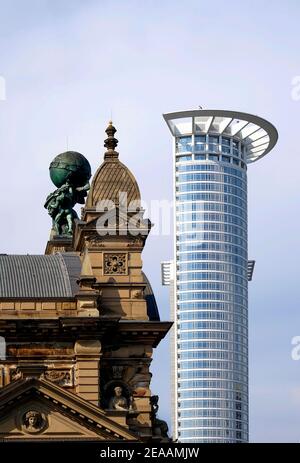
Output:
[
  {"xmin": 103, "ymin": 253, "xmax": 127, "ymax": 275},
  {"xmin": 21, "ymin": 410, "xmax": 47, "ymax": 434}
]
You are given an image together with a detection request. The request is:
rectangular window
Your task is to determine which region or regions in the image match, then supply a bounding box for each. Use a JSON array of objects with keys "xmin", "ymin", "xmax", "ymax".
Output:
[
  {"xmin": 176, "ymin": 136, "xmax": 192, "ymax": 153},
  {"xmin": 208, "ymin": 154, "xmax": 219, "ymax": 162},
  {"xmin": 222, "ymin": 155, "xmax": 231, "ymax": 163},
  {"xmin": 222, "ymin": 137, "xmax": 231, "ymax": 146},
  {"xmin": 208, "ymin": 135, "xmax": 219, "ymax": 153},
  {"xmin": 232, "ymin": 140, "xmax": 239, "ymax": 149},
  {"xmin": 233, "ymin": 140, "xmax": 239, "ymax": 158},
  {"xmin": 222, "ymin": 145, "xmax": 231, "ymax": 154},
  {"xmin": 195, "ymin": 135, "xmax": 206, "ymax": 152},
  {"xmin": 195, "ymin": 135, "xmax": 206, "ymax": 142},
  {"xmin": 209, "ymin": 145, "xmax": 219, "ymax": 153},
  {"xmin": 241, "ymin": 144, "xmax": 246, "ymax": 159},
  {"xmin": 176, "ymin": 155, "xmax": 192, "ymax": 162},
  {"xmin": 194, "ymin": 154, "xmax": 206, "ymax": 160},
  {"xmin": 221, "ymin": 137, "xmax": 231, "ymax": 154},
  {"xmin": 208, "ymin": 135, "xmax": 219, "ymax": 144}
]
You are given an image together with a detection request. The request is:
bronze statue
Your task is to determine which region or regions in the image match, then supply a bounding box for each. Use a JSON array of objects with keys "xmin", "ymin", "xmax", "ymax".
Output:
[
  {"xmin": 44, "ymin": 151, "xmax": 91, "ymax": 236},
  {"xmin": 44, "ymin": 180, "xmax": 89, "ymax": 235}
]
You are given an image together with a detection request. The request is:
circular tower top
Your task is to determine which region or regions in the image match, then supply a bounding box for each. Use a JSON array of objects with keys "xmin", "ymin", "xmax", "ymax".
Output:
[{"xmin": 163, "ymin": 109, "xmax": 278, "ymax": 163}]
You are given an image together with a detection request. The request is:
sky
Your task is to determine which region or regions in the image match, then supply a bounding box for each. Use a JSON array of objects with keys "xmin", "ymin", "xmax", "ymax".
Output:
[{"xmin": 0, "ymin": 0, "xmax": 299, "ymax": 442}]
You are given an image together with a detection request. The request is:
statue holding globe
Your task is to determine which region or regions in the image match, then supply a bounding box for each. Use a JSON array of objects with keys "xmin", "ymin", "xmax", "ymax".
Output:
[{"xmin": 44, "ymin": 151, "xmax": 91, "ymax": 236}]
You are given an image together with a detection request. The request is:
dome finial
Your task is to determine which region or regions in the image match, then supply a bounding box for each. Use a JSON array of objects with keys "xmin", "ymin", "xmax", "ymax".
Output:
[{"xmin": 104, "ymin": 121, "xmax": 119, "ymax": 159}]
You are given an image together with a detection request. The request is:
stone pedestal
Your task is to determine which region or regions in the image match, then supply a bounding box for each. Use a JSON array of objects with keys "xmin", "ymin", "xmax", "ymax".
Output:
[{"xmin": 45, "ymin": 235, "xmax": 73, "ymax": 255}]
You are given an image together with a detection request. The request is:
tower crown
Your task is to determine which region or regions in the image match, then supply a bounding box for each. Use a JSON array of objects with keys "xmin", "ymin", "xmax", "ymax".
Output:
[
  {"xmin": 164, "ymin": 109, "xmax": 278, "ymax": 163},
  {"xmin": 86, "ymin": 122, "xmax": 140, "ymax": 208},
  {"xmin": 104, "ymin": 120, "xmax": 119, "ymax": 156}
]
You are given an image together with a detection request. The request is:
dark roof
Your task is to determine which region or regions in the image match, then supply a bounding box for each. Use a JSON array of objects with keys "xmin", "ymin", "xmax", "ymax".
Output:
[
  {"xmin": 0, "ymin": 254, "xmax": 160, "ymax": 320},
  {"xmin": 0, "ymin": 253, "xmax": 81, "ymax": 299},
  {"xmin": 143, "ymin": 272, "xmax": 160, "ymax": 321}
]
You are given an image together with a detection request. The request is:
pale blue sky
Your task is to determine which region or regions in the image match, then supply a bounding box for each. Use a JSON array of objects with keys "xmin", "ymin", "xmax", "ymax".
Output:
[{"xmin": 0, "ymin": 0, "xmax": 299, "ymax": 442}]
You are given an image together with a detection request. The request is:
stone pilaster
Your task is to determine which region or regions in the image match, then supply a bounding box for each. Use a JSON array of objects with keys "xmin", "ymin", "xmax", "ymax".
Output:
[{"xmin": 75, "ymin": 340, "xmax": 101, "ymax": 406}]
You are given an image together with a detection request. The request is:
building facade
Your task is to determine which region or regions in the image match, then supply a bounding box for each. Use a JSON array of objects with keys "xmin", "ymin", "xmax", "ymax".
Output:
[
  {"xmin": 0, "ymin": 122, "xmax": 171, "ymax": 441},
  {"xmin": 162, "ymin": 110, "xmax": 277, "ymax": 443}
]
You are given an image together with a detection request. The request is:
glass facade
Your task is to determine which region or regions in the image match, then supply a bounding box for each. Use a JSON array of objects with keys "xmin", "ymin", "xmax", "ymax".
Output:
[
  {"xmin": 175, "ymin": 134, "xmax": 248, "ymax": 443},
  {"xmin": 163, "ymin": 110, "xmax": 277, "ymax": 444}
]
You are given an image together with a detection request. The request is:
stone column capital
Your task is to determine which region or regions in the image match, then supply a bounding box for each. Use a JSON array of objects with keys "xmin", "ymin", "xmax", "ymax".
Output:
[{"xmin": 74, "ymin": 340, "xmax": 101, "ymax": 356}]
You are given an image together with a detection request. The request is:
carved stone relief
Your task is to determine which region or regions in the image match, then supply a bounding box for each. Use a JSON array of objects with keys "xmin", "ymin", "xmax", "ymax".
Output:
[
  {"xmin": 21, "ymin": 410, "xmax": 48, "ymax": 434},
  {"xmin": 132, "ymin": 290, "xmax": 143, "ymax": 299},
  {"xmin": 10, "ymin": 366, "xmax": 22, "ymax": 382},
  {"xmin": 127, "ymin": 237, "xmax": 143, "ymax": 247},
  {"xmin": 44, "ymin": 368, "xmax": 74, "ymax": 387},
  {"xmin": 103, "ymin": 253, "xmax": 127, "ymax": 275},
  {"xmin": 85, "ymin": 234, "xmax": 104, "ymax": 248},
  {"xmin": 112, "ymin": 365, "xmax": 125, "ymax": 379}
]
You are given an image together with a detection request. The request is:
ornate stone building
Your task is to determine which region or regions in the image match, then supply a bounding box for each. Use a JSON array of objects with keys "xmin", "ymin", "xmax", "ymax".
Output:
[{"xmin": 0, "ymin": 123, "xmax": 171, "ymax": 441}]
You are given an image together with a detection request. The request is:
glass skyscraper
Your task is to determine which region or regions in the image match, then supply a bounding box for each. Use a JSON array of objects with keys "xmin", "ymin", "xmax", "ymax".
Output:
[{"xmin": 162, "ymin": 110, "xmax": 278, "ymax": 443}]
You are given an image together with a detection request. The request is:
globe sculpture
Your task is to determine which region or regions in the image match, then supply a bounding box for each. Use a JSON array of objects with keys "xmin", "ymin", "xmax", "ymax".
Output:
[
  {"xmin": 44, "ymin": 151, "xmax": 91, "ymax": 236},
  {"xmin": 50, "ymin": 151, "xmax": 92, "ymax": 188}
]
